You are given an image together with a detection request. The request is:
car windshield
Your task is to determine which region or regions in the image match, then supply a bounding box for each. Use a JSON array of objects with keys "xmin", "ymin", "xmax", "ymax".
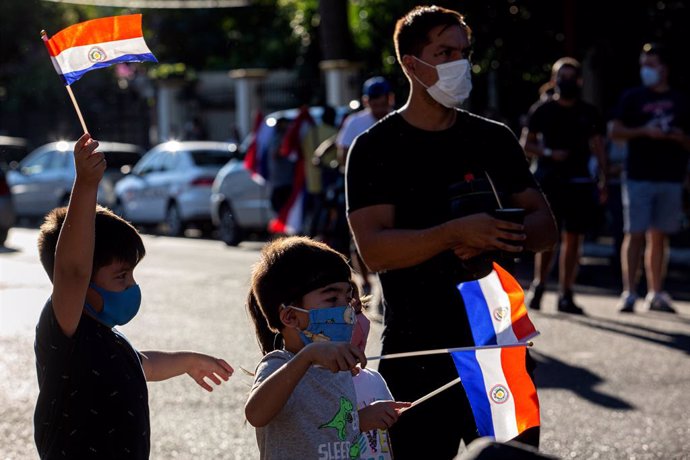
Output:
[
  {"xmin": 190, "ymin": 150, "xmax": 232, "ymax": 166},
  {"xmin": 104, "ymin": 151, "xmax": 142, "ymax": 170}
]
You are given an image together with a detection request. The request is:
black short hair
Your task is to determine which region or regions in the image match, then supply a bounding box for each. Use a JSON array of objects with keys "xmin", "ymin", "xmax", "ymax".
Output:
[
  {"xmin": 37, "ymin": 205, "xmax": 146, "ymax": 282},
  {"xmin": 394, "ymin": 5, "xmax": 471, "ymax": 63}
]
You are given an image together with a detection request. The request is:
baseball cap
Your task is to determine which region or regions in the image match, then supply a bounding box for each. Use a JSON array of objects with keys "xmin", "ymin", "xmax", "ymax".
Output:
[{"xmin": 362, "ymin": 76, "xmax": 391, "ymax": 98}]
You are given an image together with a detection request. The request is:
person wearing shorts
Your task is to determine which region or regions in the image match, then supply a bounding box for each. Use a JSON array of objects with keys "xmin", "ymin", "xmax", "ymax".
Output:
[
  {"xmin": 520, "ymin": 57, "xmax": 608, "ymax": 315},
  {"xmin": 610, "ymin": 42, "xmax": 690, "ymax": 313}
]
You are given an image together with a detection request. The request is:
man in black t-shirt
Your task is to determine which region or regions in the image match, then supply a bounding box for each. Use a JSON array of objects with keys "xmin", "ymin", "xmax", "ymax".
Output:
[
  {"xmin": 520, "ymin": 57, "xmax": 608, "ymax": 315},
  {"xmin": 345, "ymin": 6, "xmax": 557, "ymax": 459},
  {"xmin": 610, "ymin": 43, "xmax": 690, "ymax": 314}
]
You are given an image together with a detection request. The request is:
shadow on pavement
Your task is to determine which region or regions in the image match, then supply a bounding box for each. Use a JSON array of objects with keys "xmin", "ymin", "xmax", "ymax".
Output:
[
  {"xmin": 563, "ymin": 314, "xmax": 690, "ymax": 354},
  {"xmin": 530, "ymin": 349, "xmax": 634, "ymax": 410}
]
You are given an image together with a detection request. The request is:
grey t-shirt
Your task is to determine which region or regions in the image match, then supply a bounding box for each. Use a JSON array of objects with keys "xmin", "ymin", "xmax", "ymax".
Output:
[{"xmin": 252, "ymin": 349, "xmax": 364, "ymax": 460}]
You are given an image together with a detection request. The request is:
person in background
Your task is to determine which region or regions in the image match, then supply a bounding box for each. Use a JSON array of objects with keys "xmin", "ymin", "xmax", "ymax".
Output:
[
  {"xmin": 302, "ymin": 105, "xmax": 338, "ymax": 237},
  {"xmin": 520, "ymin": 57, "xmax": 608, "ymax": 315},
  {"xmin": 345, "ymin": 6, "xmax": 557, "ymax": 458},
  {"xmin": 34, "ymin": 133, "xmax": 233, "ymax": 459},
  {"xmin": 337, "ymin": 76, "xmax": 395, "ymax": 298},
  {"xmin": 610, "ymin": 42, "xmax": 690, "ymax": 313}
]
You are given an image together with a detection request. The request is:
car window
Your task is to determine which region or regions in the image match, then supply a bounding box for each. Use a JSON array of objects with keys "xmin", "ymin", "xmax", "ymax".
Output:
[
  {"xmin": 52, "ymin": 151, "xmax": 72, "ymax": 170},
  {"xmin": 20, "ymin": 151, "xmax": 55, "ymax": 175},
  {"xmin": 160, "ymin": 152, "xmax": 180, "ymax": 171},
  {"xmin": 133, "ymin": 151, "xmax": 162, "ymax": 175},
  {"xmin": 190, "ymin": 150, "xmax": 232, "ymax": 166},
  {"xmin": 105, "ymin": 151, "xmax": 142, "ymax": 171}
]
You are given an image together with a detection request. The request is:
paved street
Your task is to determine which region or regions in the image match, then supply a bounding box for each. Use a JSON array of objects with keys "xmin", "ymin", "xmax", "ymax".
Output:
[{"xmin": 1, "ymin": 228, "xmax": 689, "ymax": 459}]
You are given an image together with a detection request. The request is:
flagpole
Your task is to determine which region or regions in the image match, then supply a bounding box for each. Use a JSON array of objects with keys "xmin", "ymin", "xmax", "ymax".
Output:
[
  {"xmin": 64, "ymin": 85, "xmax": 89, "ymax": 134},
  {"xmin": 401, "ymin": 377, "xmax": 462, "ymax": 413},
  {"xmin": 41, "ymin": 29, "xmax": 89, "ymax": 134},
  {"xmin": 366, "ymin": 339, "xmax": 535, "ymax": 361}
]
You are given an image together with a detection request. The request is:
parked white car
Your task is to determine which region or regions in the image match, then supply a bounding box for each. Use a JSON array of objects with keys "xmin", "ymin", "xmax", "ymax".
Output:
[
  {"xmin": 115, "ymin": 140, "xmax": 237, "ymax": 236},
  {"xmin": 211, "ymin": 106, "xmax": 350, "ymax": 246},
  {"xmin": 6, "ymin": 140, "xmax": 143, "ymax": 220}
]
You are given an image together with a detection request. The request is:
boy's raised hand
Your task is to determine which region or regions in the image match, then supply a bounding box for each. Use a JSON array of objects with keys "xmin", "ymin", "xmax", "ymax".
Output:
[
  {"xmin": 74, "ymin": 133, "xmax": 106, "ymax": 186},
  {"xmin": 186, "ymin": 353, "xmax": 234, "ymax": 392}
]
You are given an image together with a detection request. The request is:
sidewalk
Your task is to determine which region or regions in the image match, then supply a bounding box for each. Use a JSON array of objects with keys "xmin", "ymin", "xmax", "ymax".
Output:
[{"xmin": 513, "ymin": 236, "xmax": 690, "ymax": 302}]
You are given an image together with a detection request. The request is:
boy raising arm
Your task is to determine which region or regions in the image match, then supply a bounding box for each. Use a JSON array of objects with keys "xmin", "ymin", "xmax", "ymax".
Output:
[{"xmin": 35, "ymin": 133, "xmax": 233, "ymax": 458}]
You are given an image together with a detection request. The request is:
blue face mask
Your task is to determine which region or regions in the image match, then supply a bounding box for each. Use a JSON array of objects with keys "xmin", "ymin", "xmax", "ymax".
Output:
[
  {"xmin": 85, "ymin": 283, "xmax": 142, "ymax": 328},
  {"xmin": 288, "ymin": 305, "xmax": 356, "ymax": 345},
  {"xmin": 640, "ymin": 66, "xmax": 661, "ymax": 87}
]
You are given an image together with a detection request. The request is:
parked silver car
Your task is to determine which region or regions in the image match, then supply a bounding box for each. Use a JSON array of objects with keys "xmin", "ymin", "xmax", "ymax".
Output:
[
  {"xmin": 6, "ymin": 140, "xmax": 143, "ymax": 220},
  {"xmin": 211, "ymin": 106, "xmax": 350, "ymax": 246},
  {"xmin": 115, "ymin": 140, "xmax": 237, "ymax": 236}
]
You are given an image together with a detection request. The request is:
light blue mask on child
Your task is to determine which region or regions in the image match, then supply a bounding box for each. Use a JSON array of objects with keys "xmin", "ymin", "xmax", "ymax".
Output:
[
  {"xmin": 288, "ymin": 304, "xmax": 356, "ymax": 345},
  {"xmin": 85, "ymin": 283, "xmax": 142, "ymax": 328}
]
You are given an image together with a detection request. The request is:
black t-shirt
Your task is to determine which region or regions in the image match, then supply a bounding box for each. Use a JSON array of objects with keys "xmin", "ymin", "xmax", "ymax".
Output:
[
  {"xmin": 346, "ymin": 110, "xmax": 537, "ymax": 351},
  {"xmin": 527, "ymin": 98, "xmax": 605, "ymax": 180},
  {"xmin": 34, "ymin": 300, "xmax": 150, "ymax": 459},
  {"xmin": 613, "ymin": 86, "xmax": 690, "ymax": 182}
]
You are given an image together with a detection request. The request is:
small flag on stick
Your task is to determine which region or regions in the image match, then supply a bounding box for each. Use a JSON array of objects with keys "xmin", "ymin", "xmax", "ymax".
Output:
[{"xmin": 41, "ymin": 14, "xmax": 157, "ymax": 133}]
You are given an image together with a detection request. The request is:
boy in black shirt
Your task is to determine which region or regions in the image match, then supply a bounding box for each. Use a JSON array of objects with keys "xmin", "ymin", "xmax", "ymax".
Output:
[{"xmin": 34, "ymin": 133, "xmax": 234, "ymax": 459}]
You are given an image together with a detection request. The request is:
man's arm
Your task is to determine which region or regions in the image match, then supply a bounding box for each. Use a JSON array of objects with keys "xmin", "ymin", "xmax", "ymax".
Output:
[
  {"xmin": 509, "ymin": 187, "xmax": 558, "ymax": 253},
  {"xmin": 52, "ymin": 134, "xmax": 104, "ymax": 337},
  {"xmin": 348, "ymin": 204, "xmax": 530, "ymax": 273}
]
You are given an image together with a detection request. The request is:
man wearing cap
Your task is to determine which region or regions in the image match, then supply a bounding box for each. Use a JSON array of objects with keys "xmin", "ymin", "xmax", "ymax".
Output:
[
  {"xmin": 337, "ymin": 76, "xmax": 395, "ymax": 166},
  {"xmin": 337, "ymin": 76, "xmax": 395, "ymax": 297}
]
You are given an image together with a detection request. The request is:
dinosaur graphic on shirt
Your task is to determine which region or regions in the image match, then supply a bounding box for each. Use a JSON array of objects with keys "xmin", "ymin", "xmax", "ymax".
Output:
[{"xmin": 319, "ymin": 396, "xmax": 354, "ymax": 440}]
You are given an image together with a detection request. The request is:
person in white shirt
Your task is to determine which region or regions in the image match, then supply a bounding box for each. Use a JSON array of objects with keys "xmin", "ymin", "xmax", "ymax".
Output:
[{"xmin": 337, "ymin": 76, "xmax": 395, "ymax": 298}]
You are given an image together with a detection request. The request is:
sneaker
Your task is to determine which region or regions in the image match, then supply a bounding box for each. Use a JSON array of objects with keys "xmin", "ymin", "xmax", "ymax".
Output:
[
  {"xmin": 557, "ymin": 291, "xmax": 585, "ymax": 315},
  {"xmin": 525, "ymin": 283, "xmax": 545, "ymax": 311},
  {"xmin": 643, "ymin": 291, "xmax": 676, "ymax": 313},
  {"xmin": 618, "ymin": 291, "xmax": 637, "ymax": 313}
]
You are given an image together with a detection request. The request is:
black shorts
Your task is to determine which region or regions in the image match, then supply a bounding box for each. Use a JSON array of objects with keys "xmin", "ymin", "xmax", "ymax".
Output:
[{"xmin": 542, "ymin": 180, "xmax": 603, "ymax": 234}]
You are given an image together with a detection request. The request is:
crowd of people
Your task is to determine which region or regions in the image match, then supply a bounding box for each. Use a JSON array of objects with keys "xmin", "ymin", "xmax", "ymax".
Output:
[{"xmin": 31, "ymin": 4, "xmax": 689, "ymax": 460}]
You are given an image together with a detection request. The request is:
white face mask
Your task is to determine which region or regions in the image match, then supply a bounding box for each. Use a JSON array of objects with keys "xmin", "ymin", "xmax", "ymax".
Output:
[
  {"xmin": 640, "ymin": 66, "xmax": 661, "ymax": 87},
  {"xmin": 411, "ymin": 56, "xmax": 472, "ymax": 108}
]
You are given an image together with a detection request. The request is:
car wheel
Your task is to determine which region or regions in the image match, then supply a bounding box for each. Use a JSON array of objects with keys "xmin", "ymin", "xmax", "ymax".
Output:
[
  {"xmin": 163, "ymin": 203, "xmax": 184, "ymax": 237},
  {"xmin": 219, "ymin": 203, "xmax": 243, "ymax": 246}
]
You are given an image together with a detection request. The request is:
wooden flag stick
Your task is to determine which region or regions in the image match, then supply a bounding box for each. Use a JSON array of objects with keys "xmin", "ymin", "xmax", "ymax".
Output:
[
  {"xmin": 41, "ymin": 29, "xmax": 88, "ymax": 134},
  {"xmin": 65, "ymin": 85, "xmax": 89, "ymax": 134},
  {"xmin": 400, "ymin": 377, "xmax": 462, "ymax": 413},
  {"xmin": 366, "ymin": 339, "xmax": 535, "ymax": 361}
]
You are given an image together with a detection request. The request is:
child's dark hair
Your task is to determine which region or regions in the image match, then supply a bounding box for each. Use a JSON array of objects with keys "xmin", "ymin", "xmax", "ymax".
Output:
[
  {"xmin": 37, "ymin": 205, "xmax": 146, "ymax": 282},
  {"xmin": 247, "ymin": 236, "xmax": 352, "ymax": 355},
  {"xmin": 394, "ymin": 5, "xmax": 471, "ymax": 64}
]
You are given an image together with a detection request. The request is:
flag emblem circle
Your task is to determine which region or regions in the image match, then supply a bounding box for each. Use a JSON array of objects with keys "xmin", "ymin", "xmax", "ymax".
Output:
[
  {"xmin": 493, "ymin": 307, "xmax": 509, "ymax": 321},
  {"xmin": 88, "ymin": 46, "xmax": 107, "ymax": 63},
  {"xmin": 490, "ymin": 384, "xmax": 510, "ymax": 404}
]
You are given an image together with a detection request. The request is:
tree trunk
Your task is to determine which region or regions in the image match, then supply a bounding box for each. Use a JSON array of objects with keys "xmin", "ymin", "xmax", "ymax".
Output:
[{"xmin": 318, "ymin": 0, "xmax": 355, "ymax": 60}]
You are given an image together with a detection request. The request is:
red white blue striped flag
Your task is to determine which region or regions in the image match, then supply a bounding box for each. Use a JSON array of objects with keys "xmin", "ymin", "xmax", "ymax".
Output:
[
  {"xmin": 43, "ymin": 14, "xmax": 157, "ymax": 86},
  {"xmin": 458, "ymin": 262, "xmax": 539, "ymax": 346},
  {"xmin": 451, "ymin": 347, "xmax": 540, "ymax": 442},
  {"xmin": 453, "ymin": 263, "xmax": 540, "ymax": 441}
]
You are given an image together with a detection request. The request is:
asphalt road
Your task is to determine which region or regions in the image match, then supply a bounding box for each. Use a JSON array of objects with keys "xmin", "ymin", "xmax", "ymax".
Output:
[{"xmin": 1, "ymin": 228, "xmax": 689, "ymax": 459}]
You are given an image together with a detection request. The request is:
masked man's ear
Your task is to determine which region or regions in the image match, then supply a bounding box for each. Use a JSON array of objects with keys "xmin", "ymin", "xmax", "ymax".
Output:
[{"xmin": 401, "ymin": 54, "xmax": 416, "ymax": 74}]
